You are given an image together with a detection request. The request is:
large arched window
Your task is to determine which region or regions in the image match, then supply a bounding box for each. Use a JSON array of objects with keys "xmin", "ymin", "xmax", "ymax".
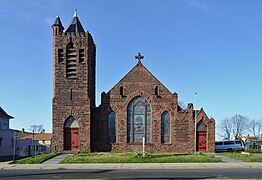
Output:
[
  {"xmin": 161, "ymin": 112, "xmax": 170, "ymax": 143},
  {"xmin": 108, "ymin": 111, "xmax": 116, "ymax": 143},
  {"xmin": 127, "ymin": 96, "xmax": 151, "ymax": 143}
]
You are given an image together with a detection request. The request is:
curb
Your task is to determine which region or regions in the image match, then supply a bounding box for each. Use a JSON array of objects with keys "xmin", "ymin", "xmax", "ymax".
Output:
[{"xmin": 1, "ymin": 163, "xmax": 262, "ymax": 170}]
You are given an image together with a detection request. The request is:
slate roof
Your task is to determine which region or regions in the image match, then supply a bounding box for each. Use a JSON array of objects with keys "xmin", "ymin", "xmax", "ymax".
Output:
[
  {"xmin": 0, "ymin": 106, "xmax": 14, "ymax": 119},
  {"xmin": 65, "ymin": 10, "xmax": 85, "ymax": 33},
  {"xmin": 52, "ymin": 15, "xmax": 64, "ymax": 29}
]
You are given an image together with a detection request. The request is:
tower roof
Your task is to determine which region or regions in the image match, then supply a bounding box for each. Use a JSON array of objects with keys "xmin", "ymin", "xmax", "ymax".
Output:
[
  {"xmin": 52, "ymin": 15, "xmax": 64, "ymax": 29},
  {"xmin": 65, "ymin": 9, "xmax": 85, "ymax": 33}
]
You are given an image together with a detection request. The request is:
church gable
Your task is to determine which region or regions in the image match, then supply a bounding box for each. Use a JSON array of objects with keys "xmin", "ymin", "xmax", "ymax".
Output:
[{"xmin": 108, "ymin": 54, "xmax": 172, "ymax": 97}]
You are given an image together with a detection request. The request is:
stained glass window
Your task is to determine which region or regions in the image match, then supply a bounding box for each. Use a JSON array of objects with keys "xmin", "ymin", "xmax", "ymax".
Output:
[
  {"xmin": 108, "ymin": 111, "xmax": 116, "ymax": 143},
  {"xmin": 127, "ymin": 96, "xmax": 151, "ymax": 143},
  {"xmin": 161, "ymin": 112, "xmax": 170, "ymax": 143}
]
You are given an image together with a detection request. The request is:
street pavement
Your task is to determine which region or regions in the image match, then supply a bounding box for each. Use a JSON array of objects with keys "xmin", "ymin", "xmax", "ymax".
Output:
[{"xmin": 1, "ymin": 169, "xmax": 262, "ymax": 179}]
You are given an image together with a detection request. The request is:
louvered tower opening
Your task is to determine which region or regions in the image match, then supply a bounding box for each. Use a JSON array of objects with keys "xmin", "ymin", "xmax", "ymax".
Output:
[
  {"xmin": 58, "ymin": 49, "xmax": 64, "ymax": 63},
  {"xmin": 79, "ymin": 49, "xmax": 84, "ymax": 63},
  {"xmin": 66, "ymin": 43, "xmax": 77, "ymax": 78}
]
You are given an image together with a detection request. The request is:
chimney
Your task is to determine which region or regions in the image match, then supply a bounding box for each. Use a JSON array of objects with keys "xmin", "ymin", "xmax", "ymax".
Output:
[{"xmin": 22, "ymin": 128, "xmax": 25, "ymax": 133}]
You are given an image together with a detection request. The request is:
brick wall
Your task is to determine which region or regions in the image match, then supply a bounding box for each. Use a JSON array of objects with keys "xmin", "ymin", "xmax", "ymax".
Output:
[
  {"xmin": 91, "ymin": 62, "xmax": 215, "ymax": 152},
  {"xmin": 52, "ymin": 29, "xmax": 96, "ymax": 152}
]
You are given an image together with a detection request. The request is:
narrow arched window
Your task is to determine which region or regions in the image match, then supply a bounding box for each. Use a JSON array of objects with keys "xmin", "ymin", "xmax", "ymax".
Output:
[
  {"xmin": 127, "ymin": 96, "xmax": 151, "ymax": 143},
  {"xmin": 79, "ymin": 49, "xmax": 84, "ymax": 63},
  {"xmin": 120, "ymin": 86, "xmax": 124, "ymax": 96},
  {"xmin": 155, "ymin": 86, "xmax": 159, "ymax": 96},
  {"xmin": 58, "ymin": 49, "xmax": 64, "ymax": 63},
  {"xmin": 66, "ymin": 42, "xmax": 77, "ymax": 78},
  {"xmin": 161, "ymin": 112, "xmax": 170, "ymax": 143},
  {"xmin": 108, "ymin": 111, "xmax": 116, "ymax": 143}
]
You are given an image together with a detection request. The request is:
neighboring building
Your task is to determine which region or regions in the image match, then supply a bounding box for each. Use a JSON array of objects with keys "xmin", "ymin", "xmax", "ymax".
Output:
[
  {"xmin": 17, "ymin": 137, "xmax": 39, "ymax": 157},
  {"xmin": 238, "ymin": 135, "xmax": 259, "ymax": 142},
  {"xmin": 19, "ymin": 132, "xmax": 52, "ymax": 154},
  {"xmin": 52, "ymin": 11, "xmax": 215, "ymax": 153},
  {"xmin": 0, "ymin": 106, "xmax": 15, "ymax": 161},
  {"xmin": 237, "ymin": 135, "xmax": 262, "ymax": 150}
]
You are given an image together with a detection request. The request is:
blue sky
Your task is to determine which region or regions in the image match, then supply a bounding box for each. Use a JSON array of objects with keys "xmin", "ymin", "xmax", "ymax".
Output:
[{"xmin": 1, "ymin": 0, "xmax": 262, "ymax": 135}]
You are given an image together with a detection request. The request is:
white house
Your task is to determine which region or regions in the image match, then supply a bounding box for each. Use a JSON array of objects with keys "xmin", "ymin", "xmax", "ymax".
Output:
[
  {"xmin": 0, "ymin": 107, "xmax": 40, "ymax": 161},
  {"xmin": 0, "ymin": 106, "xmax": 15, "ymax": 161}
]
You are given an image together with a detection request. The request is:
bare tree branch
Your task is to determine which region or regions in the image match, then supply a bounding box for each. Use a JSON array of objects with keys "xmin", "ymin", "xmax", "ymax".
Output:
[
  {"xmin": 219, "ymin": 118, "xmax": 232, "ymax": 140},
  {"xmin": 29, "ymin": 124, "xmax": 44, "ymax": 133},
  {"xmin": 231, "ymin": 114, "xmax": 249, "ymax": 138},
  {"xmin": 178, "ymin": 101, "xmax": 187, "ymax": 110},
  {"xmin": 219, "ymin": 114, "xmax": 250, "ymax": 140},
  {"xmin": 250, "ymin": 119, "xmax": 262, "ymax": 137}
]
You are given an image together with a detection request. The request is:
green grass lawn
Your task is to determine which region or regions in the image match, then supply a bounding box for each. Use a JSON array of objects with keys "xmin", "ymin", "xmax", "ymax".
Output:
[
  {"xmin": 10, "ymin": 152, "xmax": 61, "ymax": 164},
  {"xmin": 218, "ymin": 152, "xmax": 262, "ymax": 162},
  {"xmin": 60, "ymin": 152, "xmax": 222, "ymax": 163}
]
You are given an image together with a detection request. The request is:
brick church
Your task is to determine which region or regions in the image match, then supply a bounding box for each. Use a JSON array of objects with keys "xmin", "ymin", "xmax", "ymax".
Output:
[{"xmin": 52, "ymin": 11, "xmax": 215, "ymax": 153}]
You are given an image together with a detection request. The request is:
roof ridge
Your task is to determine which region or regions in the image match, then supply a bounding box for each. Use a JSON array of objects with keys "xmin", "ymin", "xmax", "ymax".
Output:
[
  {"xmin": 108, "ymin": 58, "xmax": 172, "ymax": 94},
  {"xmin": 0, "ymin": 106, "xmax": 14, "ymax": 119}
]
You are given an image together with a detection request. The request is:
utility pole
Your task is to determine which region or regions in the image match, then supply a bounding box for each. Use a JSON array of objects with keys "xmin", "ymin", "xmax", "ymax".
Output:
[
  {"xmin": 13, "ymin": 133, "xmax": 16, "ymax": 162},
  {"xmin": 194, "ymin": 92, "xmax": 198, "ymax": 153},
  {"xmin": 13, "ymin": 131, "xmax": 18, "ymax": 162},
  {"xmin": 32, "ymin": 130, "xmax": 35, "ymax": 156}
]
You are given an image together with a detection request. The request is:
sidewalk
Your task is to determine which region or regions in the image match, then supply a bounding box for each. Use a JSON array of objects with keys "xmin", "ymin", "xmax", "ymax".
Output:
[
  {"xmin": 1, "ymin": 153, "xmax": 261, "ymax": 170},
  {"xmin": 42, "ymin": 154, "xmax": 72, "ymax": 164},
  {"xmin": 1, "ymin": 162, "xmax": 262, "ymax": 170},
  {"xmin": 211, "ymin": 154, "xmax": 243, "ymax": 163}
]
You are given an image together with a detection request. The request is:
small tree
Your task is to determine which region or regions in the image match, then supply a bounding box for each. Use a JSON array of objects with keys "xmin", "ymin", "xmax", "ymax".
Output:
[
  {"xmin": 250, "ymin": 119, "xmax": 262, "ymax": 137},
  {"xmin": 219, "ymin": 118, "xmax": 232, "ymax": 140},
  {"xmin": 231, "ymin": 114, "xmax": 249, "ymax": 138},
  {"xmin": 219, "ymin": 114, "xmax": 250, "ymax": 140}
]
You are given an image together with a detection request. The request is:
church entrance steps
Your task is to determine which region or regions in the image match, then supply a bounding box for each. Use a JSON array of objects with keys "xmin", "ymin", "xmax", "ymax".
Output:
[{"xmin": 62, "ymin": 150, "xmax": 77, "ymax": 154}]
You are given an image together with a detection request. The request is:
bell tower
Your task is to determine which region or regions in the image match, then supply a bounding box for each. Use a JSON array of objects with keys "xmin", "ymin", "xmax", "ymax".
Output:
[{"xmin": 52, "ymin": 10, "xmax": 96, "ymax": 152}]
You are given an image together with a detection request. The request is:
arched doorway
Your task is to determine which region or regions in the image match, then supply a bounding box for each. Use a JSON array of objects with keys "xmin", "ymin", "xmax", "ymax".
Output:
[
  {"xmin": 64, "ymin": 116, "xmax": 80, "ymax": 151},
  {"xmin": 196, "ymin": 120, "xmax": 207, "ymax": 152}
]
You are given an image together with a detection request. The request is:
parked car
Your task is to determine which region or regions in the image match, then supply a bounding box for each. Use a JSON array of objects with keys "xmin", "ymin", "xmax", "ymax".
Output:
[{"xmin": 215, "ymin": 140, "xmax": 245, "ymax": 152}]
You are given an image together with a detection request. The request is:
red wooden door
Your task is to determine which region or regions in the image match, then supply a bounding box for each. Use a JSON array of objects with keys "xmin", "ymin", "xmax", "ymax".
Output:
[
  {"xmin": 64, "ymin": 128, "xmax": 79, "ymax": 151},
  {"xmin": 71, "ymin": 128, "xmax": 80, "ymax": 151},
  {"xmin": 197, "ymin": 131, "xmax": 207, "ymax": 152}
]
